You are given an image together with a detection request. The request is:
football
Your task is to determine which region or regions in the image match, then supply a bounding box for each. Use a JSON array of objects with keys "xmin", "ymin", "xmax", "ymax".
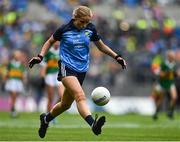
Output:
[{"xmin": 91, "ymin": 86, "xmax": 111, "ymax": 106}]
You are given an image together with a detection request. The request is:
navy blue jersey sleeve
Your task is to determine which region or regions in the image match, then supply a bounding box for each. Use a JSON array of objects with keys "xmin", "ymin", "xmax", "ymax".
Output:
[
  {"xmin": 90, "ymin": 24, "xmax": 101, "ymax": 41},
  {"xmin": 53, "ymin": 25, "xmax": 64, "ymax": 41}
]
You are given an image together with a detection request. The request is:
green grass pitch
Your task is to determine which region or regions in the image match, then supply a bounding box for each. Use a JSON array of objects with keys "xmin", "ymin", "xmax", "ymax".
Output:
[{"xmin": 0, "ymin": 111, "xmax": 180, "ymax": 141}]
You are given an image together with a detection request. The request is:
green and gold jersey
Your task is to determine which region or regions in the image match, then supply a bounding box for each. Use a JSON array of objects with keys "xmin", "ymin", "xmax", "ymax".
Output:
[
  {"xmin": 7, "ymin": 60, "xmax": 25, "ymax": 80},
  {"xmin": 44, "ymin": 48, "xmax": 59, "ymax": 74},
  {"xmin": 159, "ymin": 60, "xmax": 175, "ymax": 89}
]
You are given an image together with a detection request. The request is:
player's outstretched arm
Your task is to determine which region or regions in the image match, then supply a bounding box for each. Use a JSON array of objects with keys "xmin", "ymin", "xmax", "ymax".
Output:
[
  {"xmin": 29, "ymin": 36, "xmax": 56, "ymax": 68},
  {"xmin": 94, "ymin": 39, "xmax": 127, "ymax": 69}
]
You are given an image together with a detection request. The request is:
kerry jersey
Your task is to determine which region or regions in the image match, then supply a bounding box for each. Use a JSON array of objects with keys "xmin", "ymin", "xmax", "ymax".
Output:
[
  {"xmin": 53, "ymin": 19, "xmax": 100, "ymax": 72},
  {"xmin": 44, "ymin": 48, "xmax": 59, "ymax": 74},
  {"xmin": 7, "ymin": 60, "xmax": 25, "ymax": 80},
  {"xmin": 159, "ymin": 60, "xmax": 176, "ymax": 89}
]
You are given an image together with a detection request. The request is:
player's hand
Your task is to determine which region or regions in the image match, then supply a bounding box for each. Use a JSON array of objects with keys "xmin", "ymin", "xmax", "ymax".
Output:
[
  {"xmin": 115, "ymin": 55, "xmax": 127, "ymax": 69},
  {"xmin": 29, "ymin": 54, "xmax": 43, "ymax": 68}
]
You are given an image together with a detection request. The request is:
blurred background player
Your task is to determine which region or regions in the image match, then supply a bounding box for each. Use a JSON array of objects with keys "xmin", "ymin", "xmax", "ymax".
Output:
[
  {"xmin": 41, "ymin": 41, "xmax": 64, "ymax": 112},
  {"xmin": 4, "ymin": 50, "xmax": 26, "ymax": 117},
  {"xmin": 151, "ymin": 50, "xmax": 179, "ymax": 120}
]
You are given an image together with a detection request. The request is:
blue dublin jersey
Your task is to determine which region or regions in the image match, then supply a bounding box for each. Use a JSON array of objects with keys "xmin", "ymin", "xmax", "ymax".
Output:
[{"xmin": 53, "ymin": 20, "xmax": 100, "ymax": 72}]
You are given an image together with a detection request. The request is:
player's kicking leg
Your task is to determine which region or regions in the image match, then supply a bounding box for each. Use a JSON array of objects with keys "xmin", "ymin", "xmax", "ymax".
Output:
[{"xmin": 62, "ymin": 77, "xmax": 106, "ymax": 135}]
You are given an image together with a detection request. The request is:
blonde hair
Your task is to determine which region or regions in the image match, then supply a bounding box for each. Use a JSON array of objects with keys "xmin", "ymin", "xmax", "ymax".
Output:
[{"xmin": 72, "ymin": 6, "xmax": 93, "ymax": 19}]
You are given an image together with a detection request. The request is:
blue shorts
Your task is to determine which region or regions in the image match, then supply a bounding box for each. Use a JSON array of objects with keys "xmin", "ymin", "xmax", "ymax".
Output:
[{"xmin": 57, "ymin": 61, "xmax": 86, "ymax": 85}]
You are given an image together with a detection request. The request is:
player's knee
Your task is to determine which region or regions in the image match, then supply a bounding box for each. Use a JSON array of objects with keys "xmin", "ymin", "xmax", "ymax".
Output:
[{"xmin": 75, "ymin": 93, "xmax": 86, "ymax": 103}]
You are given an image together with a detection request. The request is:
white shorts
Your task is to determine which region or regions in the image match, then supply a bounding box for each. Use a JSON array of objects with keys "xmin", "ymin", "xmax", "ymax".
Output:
[
  {"xmin": 45, "ymin": 73, "xmax": 62, "ymax": 87},
  {"xmin": 154, "ymin": 83, "xmax": 175, "ymax": 93},
  {"xmin": 5, "ymin": 79, "xmax": 24, "ymax": 93}
]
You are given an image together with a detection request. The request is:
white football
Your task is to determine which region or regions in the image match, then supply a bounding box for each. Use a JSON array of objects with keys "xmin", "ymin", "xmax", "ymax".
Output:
[{"xmin": 91, "ymin": 87, "xmax": 111, "ymax": 106}]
